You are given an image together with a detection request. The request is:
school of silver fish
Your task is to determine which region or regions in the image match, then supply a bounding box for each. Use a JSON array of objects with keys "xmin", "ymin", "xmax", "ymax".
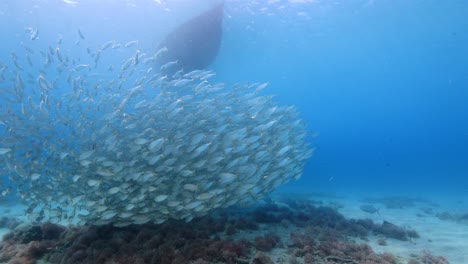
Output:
[{"xmin": 0, "ymin": 30, "xmax": 313, "ymax": 226}]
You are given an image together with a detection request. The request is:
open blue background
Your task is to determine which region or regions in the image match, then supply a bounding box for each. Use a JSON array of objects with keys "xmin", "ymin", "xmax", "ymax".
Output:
[{"xmin": 1, "ymin": 0, "xmax": 467, "ymax": 197}]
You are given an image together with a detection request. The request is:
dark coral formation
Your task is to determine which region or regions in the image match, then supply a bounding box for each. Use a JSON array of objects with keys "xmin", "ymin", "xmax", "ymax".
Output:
[
  {"xmin": 406, "ymin": 250, "xmax": 450, "ymax": 264},
  {"xmin": 436, "ymin": 210, "xmax": 468, "ymax": 225},
  {"xmin": 55, "ymin": 223, "xmax": 232, "ymax": 263},
  {"xmin": 0, "ymin": 222, "xmax": 66, "ymax": 264},
  {"xmin": 290, "ymin": 230, "xmax": 399, "ymax": 264},
  {"xmin": 374, "ymin": 220, "xmax": 420, "ymax": 241},
  {"xmin": 252, "ymin": 252, "xmax": 274, "ymax": 264},
  {"xmin": 250, "ymin": 198, "xmax": 419, "ymax": 241},
  {"xmin": 0, "ymin": 199, "xmax": 449, "ymax": 264},
  {"xmin": 8, "ymin": 218, "xmax": 252, "ymax": 264},
  {"xmin": 254, "ymin": 233, "xmax": 280, "ymax": 252}
]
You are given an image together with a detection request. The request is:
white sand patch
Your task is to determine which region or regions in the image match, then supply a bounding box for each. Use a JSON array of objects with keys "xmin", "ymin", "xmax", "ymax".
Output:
[{"xmin": 323, "ymin": 194, "xmax": 468, "ymax": 264}]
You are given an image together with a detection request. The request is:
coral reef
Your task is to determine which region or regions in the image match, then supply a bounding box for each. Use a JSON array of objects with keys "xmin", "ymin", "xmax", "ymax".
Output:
[
  {"xmin": 374, "ymin": 220, "xmax": 419, "ymax": 241},
  {"xmin": 419, "ymin": 250, "xmax": 450, "ymax": 264},
  {"xmin": 0, "ymin": 199, "xmax": 449, "ymax": 264},
  {"xmin": 0, "ymin": 222, "xmax": 66, "ymax": 264},
  {"xmin": 254, "ymin": 233, "xmax": 280, "ymax": 252},
  {"xmin": 41, "ymin": 218, "xmax": 251, "ymax": 264},
  {"xmin": 252, "ymin": 252, "xmax": 274, "ymax": 264},
  {"xmin": 406, "ymin": 250, "xmax": 450, "ymax": 264},
  {"xmin": 436, "ymin": 211, "xmax": 468, "ymax": 225}
]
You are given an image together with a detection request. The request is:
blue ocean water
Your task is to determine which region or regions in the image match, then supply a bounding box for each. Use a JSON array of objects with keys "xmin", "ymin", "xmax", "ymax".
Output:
[
  {"xmin": 1, "ymin": 0, "xmax": 467, "ymax": 262},
  {"xmin": 1, "ymin": 0, "xmax": 466, "ymax": 196},
  {"xmin": 215, "ymin": 0, "xmax": 468, "ymax": 197},
  {"xmin": 264, "ymin": 1, "xmax": 468, "ymax": 197}
]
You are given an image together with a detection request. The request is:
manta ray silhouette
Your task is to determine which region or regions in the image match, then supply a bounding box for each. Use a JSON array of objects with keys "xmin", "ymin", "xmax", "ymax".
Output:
[{"xmin": 157, "ymin": 3, "xmax": 224, "ymax": 72}]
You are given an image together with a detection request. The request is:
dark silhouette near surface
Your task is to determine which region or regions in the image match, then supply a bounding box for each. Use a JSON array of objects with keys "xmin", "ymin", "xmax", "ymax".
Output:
[{"xmin": 157, "ymin": 3, "xmax": 224, "ymax": 73}]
